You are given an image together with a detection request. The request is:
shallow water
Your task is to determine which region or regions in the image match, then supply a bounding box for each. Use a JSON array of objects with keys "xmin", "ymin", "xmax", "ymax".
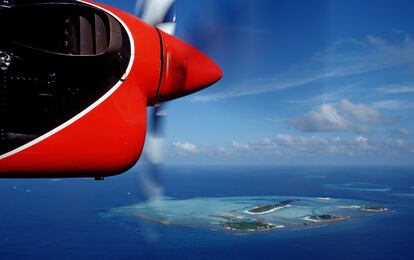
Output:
[
  {"xmin": 104, "ymin": 196, "xmax": 385, "ymax": 233},
  {"xmin": 325, "ymin": 182, "xmax": 392, "ymax": 192}
]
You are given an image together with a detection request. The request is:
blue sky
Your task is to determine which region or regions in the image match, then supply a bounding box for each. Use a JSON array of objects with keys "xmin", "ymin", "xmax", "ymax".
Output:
[{"xmin": 101, "ymin": 0, "xmax": 414, "ymax": 165}]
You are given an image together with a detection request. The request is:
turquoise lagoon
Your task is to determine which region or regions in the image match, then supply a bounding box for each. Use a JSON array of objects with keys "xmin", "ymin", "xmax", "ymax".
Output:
[{"xmin": 104, "ymin": 196, "xmax": 387, "ymax": 233}]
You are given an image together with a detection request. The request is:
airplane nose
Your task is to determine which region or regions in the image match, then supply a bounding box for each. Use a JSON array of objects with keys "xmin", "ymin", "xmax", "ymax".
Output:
[{"xmin": 154, "ymin": 31, "xmax": 222, "ymax": 103}]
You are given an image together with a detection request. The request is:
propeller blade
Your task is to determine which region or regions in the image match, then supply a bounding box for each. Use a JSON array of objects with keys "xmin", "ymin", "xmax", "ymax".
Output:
[
  {"xmin": 146, "ymin": 104, "xmax": 167, "ymax": 165},
  {"xmin": 135, "ymin": 0, "xmax": 176, "ymax": 201},
  {"xmin": 135, "ymin": 0, "xmax": 176, "ymax": 35}
]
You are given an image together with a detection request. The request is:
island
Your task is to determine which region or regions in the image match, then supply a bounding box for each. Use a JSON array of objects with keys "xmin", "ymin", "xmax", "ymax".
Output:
[
  {"xmin": 360, "ymin": 206, "xmax": 388, "ymax": 212},
  {"xmin": 246, "ymin": 199, "xmax": 299, "ymax": 214},
  {"xmin": 210, "ymin": 214, "xmax": 284, "ymax": 232},
  {"xmin": 105, "ymin": 196, "xmax": 387, "ymax": 234},
  {"xmin": 304, "ymin": 214, "xmax": 349, "ymax": 222},
  {"xmin": 224, "ymin": 220, "xmax": 284, "ymax": 232}
]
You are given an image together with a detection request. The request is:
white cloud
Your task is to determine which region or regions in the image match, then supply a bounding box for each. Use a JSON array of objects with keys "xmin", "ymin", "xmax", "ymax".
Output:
[
  {"xmin": 232, "ymin": 141, "xmax": 250, "ymax": 150},
  {"xmin": 193, "ymin": 33, "xmax": 414, "ymax": 102},
  {"xmin": 287, "ymin": 84, "xmax": 358, "ymax": 105},
  {"xmin": 291, "ymin": 103, "xmax": 351, "ymax": 132},
  {"xmin": 217, "ymin": 146, "xmax": 231, "ymax": 155},
  {"xmin": 355, "ymin": 136, "xmax": 370, "ymax": 150},
  {"xmin": 172, "ymin": 141, "xmax": 198, "ymax": 154},
  {"xmin": 377, "ymin": 83, "xmax": 414, "ymax": 94},
  {"xmin": 191, "ymin": 74, "xmax": 327, "ymax": 102},
  {"xmin": 389, "ymin": 128, "xmax": 414, "ymax": 138},
  {"xmin": 372, "ymin": 100, "xmax": 400, "ymax": 110},
  {"xmin": 339, "ymin": 99, "xmax": 382, "ymax": 123},
  {"xmin": 290, "ymin": 99, "xmax": 387, "ymax": 133},
  {"xmin": 372, "ymin": 100, "xmax": 410, "ymax": 110}
]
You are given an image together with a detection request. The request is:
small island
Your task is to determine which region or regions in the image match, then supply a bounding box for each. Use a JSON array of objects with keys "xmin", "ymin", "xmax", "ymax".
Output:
[
  {"xmin": 304, "ymin": 214, "xmax": 349, "ymax": 222},
  {"xmin": 317, "ymin": 197, "xmax": 331, "ymax": 201},
  {"xmin": 246, "ymin": 199, "xmax": 299, "ymax": 214},
  {"xmin": 360, "ymin": 206, "xmax": 388, "ymax": 213},
  {"xmin": 224, "ymin": 220, "xmax": 284, "ymax": 232}
]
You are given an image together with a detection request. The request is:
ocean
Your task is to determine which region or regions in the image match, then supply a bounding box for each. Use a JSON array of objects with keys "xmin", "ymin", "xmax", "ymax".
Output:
[{"xmin": 0, "ymin": 166, "xmax": 413, "ymax": 259}]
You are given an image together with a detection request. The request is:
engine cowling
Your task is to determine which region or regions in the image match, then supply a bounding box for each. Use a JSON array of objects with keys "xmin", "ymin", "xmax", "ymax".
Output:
[{"xmin": 0, "ymin": 0, "xmax": 221, "ymax": 178}]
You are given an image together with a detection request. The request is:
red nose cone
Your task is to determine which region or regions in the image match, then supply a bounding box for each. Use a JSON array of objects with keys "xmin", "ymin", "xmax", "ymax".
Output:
[
  {"xmin": 184, "ymin": 46, "xmax": 223, "ymax": 91},
  {"xmin": 155, "ymin": 31, "xmax": 222, "ymax": 103}
]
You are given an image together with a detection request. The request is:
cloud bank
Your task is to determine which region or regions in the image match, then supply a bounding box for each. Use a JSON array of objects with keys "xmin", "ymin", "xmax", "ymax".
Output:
[
  {"xmin": 166, "ymin": 133, "xmax": 413, "ymax": 165},
  {"xmin": 289, "ymin": 99, "xmax": 391, "ymax": 133}
]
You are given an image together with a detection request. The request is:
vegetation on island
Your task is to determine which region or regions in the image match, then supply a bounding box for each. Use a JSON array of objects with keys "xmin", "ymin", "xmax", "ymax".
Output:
[
  {"xmin": 247, "ymin": 199, "xmax": 300, "ymax": 213},
  {"xmin": 224, "ymin": 220, "xmax": 279, "ymax": 232},
  {"xmin": 307, "ymin": 214, "xmax": 347, "ymax": 222}
]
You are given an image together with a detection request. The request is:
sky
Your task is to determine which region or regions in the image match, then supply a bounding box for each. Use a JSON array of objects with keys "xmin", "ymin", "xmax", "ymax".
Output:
[{"xmin": 100, "ymin": 0, "xmax": 414, "ymax": 166}]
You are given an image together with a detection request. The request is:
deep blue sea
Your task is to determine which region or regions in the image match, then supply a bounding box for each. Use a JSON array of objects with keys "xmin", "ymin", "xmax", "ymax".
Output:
[{"xmin": 0, "ymin": 166, "xmax": 413, "ymax": 259}]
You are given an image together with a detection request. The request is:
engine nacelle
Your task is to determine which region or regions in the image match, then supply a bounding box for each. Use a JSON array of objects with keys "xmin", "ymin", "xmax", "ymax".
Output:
[{"xmin": 0, "ymin": 0, "xmax": 222, "ymax": 178}]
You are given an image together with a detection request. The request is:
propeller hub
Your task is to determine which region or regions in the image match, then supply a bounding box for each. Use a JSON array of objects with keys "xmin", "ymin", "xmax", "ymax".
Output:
[{"xmin": 155, "ymin": 31, "xmax": 222, "ymax": 103}]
